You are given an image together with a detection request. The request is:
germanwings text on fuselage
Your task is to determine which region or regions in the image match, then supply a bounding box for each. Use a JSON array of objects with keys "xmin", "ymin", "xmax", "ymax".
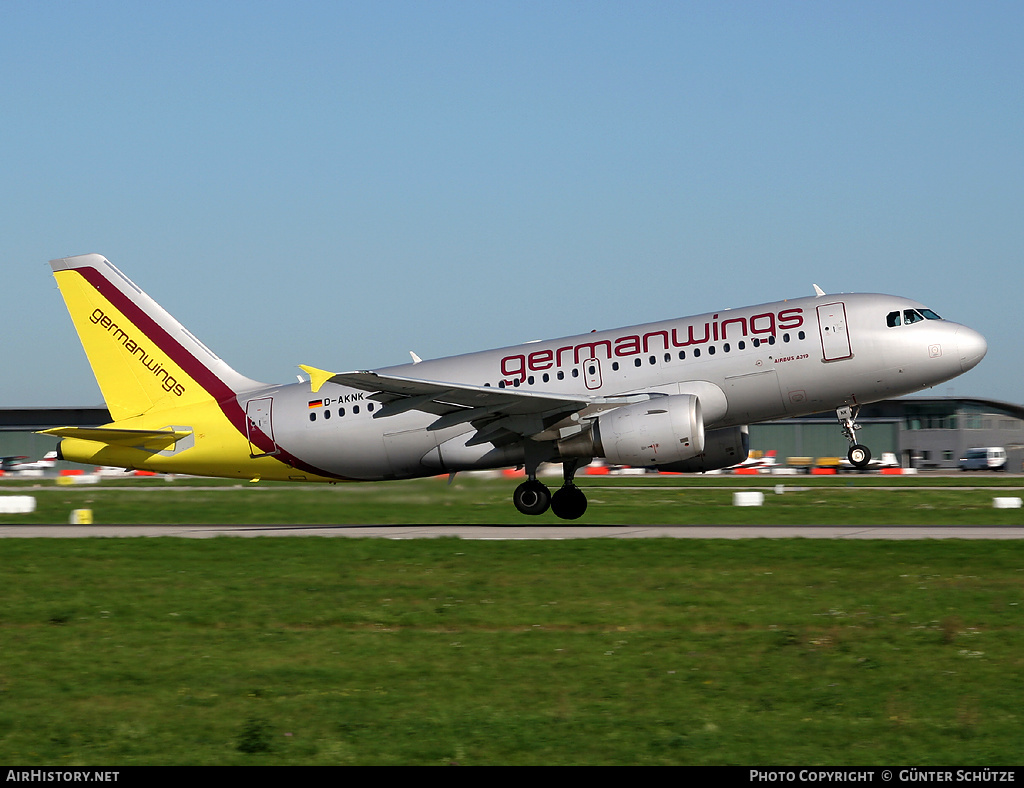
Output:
[{"xmin": 499, "ymin": 307, "xmax": 804, "ymax": 383}]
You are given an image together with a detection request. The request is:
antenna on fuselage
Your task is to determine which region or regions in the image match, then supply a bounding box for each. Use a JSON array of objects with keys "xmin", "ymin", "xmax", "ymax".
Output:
[{"xmin": 813, "ymin": 284, "xmax": 826, "ymax": 297}]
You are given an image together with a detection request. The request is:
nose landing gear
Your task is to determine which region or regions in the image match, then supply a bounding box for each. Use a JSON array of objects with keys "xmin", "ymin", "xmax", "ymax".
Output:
[{"xmin": 837, "ymin": 405, "xmax": 872, "ymax": 469}]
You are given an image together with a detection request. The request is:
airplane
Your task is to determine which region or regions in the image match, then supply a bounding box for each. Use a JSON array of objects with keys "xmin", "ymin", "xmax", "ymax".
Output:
[
  {"xmin": 728, "ymin": 449, "xmax": 777, "ymax": 473},
  {"xmin": 0, "ymin": 456, "xmax": 29, "ymax": 473},
  {"xmin": 40, "ymin": 254, "xmax": 987, "ymax": 520},
  {"xmin": 0, "ymin": 451, "xmax": 59, "ymax": 473}
]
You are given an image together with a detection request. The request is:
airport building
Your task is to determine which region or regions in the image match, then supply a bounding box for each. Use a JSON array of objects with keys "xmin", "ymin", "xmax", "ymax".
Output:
[
  {"xmin": 0, "ymin": 407, "xmax": 109, "ymax": 465},
  {"xmin": 2, "ymin": 397, "xmax": 1022, "ymax": 473},
  {"xmin": 749, "ymin": 397, "xmax": 1024, "ymax": 471}
]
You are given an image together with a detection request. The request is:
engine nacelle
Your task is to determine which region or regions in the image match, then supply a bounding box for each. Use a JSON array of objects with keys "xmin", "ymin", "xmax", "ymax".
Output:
[
  {"xmin": 657, "ymin": 425, "xmax": 749, "ymax": 473},
  {"xmin": 561, "ymin": 394, "xmax": 705, "ymax": 467}
]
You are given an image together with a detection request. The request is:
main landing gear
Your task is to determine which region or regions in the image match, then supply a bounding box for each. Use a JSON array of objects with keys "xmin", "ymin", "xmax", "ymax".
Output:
[
  {"xmin": 837, "ymin": 405, "xmax": 872, "ymax": 469},
  {"xmin": 513, "ymin": 459, "xmax": 588, "ymax": 520}
]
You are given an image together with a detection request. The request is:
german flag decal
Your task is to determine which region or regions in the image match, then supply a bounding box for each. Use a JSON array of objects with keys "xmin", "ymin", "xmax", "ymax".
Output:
[{"xmin": 308, "ymin": 399, "xmax": 324, "ymax": 409}]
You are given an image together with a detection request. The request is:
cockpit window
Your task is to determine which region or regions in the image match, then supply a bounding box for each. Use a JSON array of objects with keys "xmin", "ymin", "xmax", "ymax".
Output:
[{"xmin": 888, "ymin": 307, "xmax": 944, "ymax": 327}]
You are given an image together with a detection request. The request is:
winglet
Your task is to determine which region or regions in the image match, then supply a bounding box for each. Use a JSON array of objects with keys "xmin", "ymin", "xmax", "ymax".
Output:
[
  {"xmin": 813, "ymin": 284, "xmax": 826, "ymax": 297},
  {"xmin": 298, "ymin": 365, "xmax": 338, "ymax": 394}
]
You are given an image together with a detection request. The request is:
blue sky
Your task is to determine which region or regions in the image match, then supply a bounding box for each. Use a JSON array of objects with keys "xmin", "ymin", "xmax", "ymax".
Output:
[{"xmin": 3, "ymin": 1, "xmax": 1021, "ymax": 407}]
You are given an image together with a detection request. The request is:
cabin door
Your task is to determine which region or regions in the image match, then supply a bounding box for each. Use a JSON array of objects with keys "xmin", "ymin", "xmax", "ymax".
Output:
[
  {"xmin": 246, "ymin": 397, "xmax": 279, "ymax": 457},
  {"xmin": 817, "ymin": 302, "xmax": 853, "ymax": 362}
]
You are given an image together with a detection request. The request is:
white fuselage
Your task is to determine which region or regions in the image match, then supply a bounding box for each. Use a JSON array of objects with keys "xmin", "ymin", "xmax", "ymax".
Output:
[{"xmin": 245, "ymin": 292, "xmax": 986, "ymax": 481}]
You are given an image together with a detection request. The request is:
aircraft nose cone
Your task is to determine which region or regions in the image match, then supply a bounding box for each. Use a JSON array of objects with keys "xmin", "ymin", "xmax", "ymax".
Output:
[{"xmin": 956, "ymin": 326, "xmax": 988, "ymax": 373}]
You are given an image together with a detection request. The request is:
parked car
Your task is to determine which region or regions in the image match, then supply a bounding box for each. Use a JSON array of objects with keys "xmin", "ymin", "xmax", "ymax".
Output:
[{"xmin": 959, "ymin": 447, "xmax": 1007, "ymax": 471}]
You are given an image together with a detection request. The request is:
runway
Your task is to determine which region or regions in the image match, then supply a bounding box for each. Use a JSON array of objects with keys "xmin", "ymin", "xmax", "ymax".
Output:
[{"xmin": 1, "ymin": 524, "xmax": 1023, "ymax": 539}]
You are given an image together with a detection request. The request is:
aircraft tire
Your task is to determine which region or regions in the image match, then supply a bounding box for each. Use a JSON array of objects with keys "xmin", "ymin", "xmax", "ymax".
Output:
[
  {"xmin": 551, "ymin": 485, "xmax": 588, "ymax": 521},
  {"xmin": 848, "ymin": 444, "xmax": 871, "ymax": 469},
  {"xmin": 513, "ymin": 480, "xmax": 551, "ymax": 516}
]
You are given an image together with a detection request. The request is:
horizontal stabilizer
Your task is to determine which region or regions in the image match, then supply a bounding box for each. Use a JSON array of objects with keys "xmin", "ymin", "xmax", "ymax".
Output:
[{"xmin": 40, "ymin": 426, "xmax": 193, "ymax": 450}]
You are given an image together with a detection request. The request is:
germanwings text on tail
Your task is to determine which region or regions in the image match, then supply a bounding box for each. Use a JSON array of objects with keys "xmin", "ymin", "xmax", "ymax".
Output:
[{"xmin": 43, "ymin": 254, "xmax": 987, "ymax": 520}]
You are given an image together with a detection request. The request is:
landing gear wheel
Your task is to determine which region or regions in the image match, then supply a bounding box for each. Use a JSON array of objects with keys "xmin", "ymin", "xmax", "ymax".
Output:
[
  {"xmin": 848, "ymin": 444, "xmax": 871, "ymax": 469},
  {"xmin": 513, "ymin": 479, "xmax": 551, "ymax": 516},
  {"xmin": 551, "ymin": 485, "xmax": 588, "ymax": 521}
]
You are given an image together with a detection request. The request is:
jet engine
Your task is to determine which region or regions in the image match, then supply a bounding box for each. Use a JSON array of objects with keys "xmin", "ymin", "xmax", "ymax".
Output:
[
  {"xmin": 559, "ymin": 394, "xmax": 705, "ymax": 467},
  {"xmin": 656, "ymin": 425, "xmax": 750, "ymax": 473}
]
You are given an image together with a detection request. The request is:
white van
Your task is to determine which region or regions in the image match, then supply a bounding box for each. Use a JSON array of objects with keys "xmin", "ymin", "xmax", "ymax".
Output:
[{"xmin": 958, "ymin": 447, "xmax": 1007, "ymax": 471}]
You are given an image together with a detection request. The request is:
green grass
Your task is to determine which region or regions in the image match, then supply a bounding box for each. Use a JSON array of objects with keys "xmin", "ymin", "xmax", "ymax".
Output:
[
  {"xmin": 0, "ymin": 473, "xmax": 1022, "ymax": 524},
  {"xmin": 0, "ymin": 537, "xmax": 1022, "ymax": 764}
]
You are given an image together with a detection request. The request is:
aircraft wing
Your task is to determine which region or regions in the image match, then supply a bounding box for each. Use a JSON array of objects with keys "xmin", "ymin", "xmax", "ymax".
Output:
[{"xmin": 300, "ymin": 366, "xmax": 649, "ymax": 444}]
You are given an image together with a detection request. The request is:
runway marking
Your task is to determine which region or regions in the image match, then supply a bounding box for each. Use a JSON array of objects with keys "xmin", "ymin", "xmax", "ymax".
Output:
[{"xmin": 2, "ymin": 524, "xmax": 1023, "ymax": 539}]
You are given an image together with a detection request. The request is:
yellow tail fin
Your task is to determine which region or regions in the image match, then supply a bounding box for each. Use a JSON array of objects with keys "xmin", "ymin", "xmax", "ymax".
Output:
[{"xmin": 50, "ymin": 254, "xmax": 263, "ymax": 420}]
